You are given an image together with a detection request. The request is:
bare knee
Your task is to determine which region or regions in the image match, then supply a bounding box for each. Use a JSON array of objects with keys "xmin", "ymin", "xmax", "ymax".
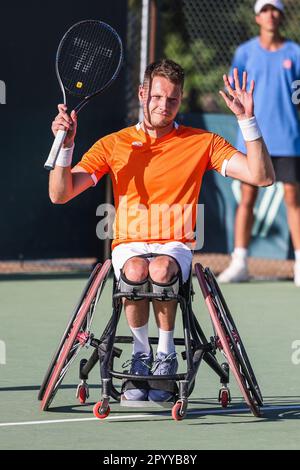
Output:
[
  {"xmin": 123, "ymin": 257, "xmax": 149, "ymax": 282},
  {"xmin": 240, "ymin": 184, "xmax": 258, "ymax": 209},
  {"xmin": 149, "ymin": 256, "xmax": 178, "ymax": 283},
  {"xmin": 284, "ymin": 184, "xmax": 300, "ymax": 208}
]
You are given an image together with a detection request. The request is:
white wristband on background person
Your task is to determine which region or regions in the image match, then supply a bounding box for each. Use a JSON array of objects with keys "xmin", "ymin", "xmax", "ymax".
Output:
[
  {"xmin": 55, "ymin": 144, "xmax": 74, "ymax": 167},
  {"xmin": 238, "ymin": 116, "xmax": 262, "ymax": 142}
]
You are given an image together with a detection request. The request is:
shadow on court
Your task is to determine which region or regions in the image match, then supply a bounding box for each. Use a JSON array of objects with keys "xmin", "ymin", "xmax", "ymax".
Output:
[
  {"xmin": 7, "ymin": 387, "xmax": 296, "ymax": 423},
  {"xmin": 44, "ymin": 399, "xmax": 300, "ymax": 424}
]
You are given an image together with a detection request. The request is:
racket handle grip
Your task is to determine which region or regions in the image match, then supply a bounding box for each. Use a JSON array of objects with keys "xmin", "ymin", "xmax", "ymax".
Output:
[{"xmin": 44, "ymin": 129, "xmax": 68, "ymax": 170}]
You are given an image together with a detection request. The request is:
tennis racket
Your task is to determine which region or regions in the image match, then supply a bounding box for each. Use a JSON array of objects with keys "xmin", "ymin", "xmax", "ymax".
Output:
[{"xmin": 44, "ymin": 20, "xmax": 123, "ymax": 170}]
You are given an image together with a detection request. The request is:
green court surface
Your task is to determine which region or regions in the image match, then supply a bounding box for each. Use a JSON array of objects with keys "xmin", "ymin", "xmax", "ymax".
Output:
[{"xmin": 0, "ymin": 274, "xmax": 300, "ymax": 450}]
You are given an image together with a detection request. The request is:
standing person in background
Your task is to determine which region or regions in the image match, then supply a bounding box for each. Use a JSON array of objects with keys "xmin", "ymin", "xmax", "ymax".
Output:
[{"xmin": 218, "ymin": 0, "xmax": 300, "ymax": 286}]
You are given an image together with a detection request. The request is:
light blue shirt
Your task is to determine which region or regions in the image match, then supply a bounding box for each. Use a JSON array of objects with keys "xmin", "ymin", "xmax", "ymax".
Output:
[{"xmin": 232, "ymin": 37, "xmax": 300, "ymax": 156}]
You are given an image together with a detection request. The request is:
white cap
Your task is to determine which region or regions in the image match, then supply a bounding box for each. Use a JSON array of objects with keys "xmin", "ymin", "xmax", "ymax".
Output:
[{"xmin": 254, "ymin": 0, "xmax": 284, "ymax": 14}]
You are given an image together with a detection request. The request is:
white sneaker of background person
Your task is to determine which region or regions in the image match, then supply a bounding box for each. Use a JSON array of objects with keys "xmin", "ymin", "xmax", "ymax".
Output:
[
  {"xmin": 217, "ymin": 248, "xmax": 249, "ymax": 283},
  {"xmin": 294, "ymin": 260, "xmax": 300, "ymax": 287}
]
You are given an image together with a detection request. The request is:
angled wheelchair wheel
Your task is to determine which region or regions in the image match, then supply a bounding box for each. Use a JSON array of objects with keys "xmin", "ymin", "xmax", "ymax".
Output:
[
  {"xmin": 195, "ymin": 263, "xmax": 263, "ymax": 417},
  {"xmin": 208, "ymin": 268, "xmax": 263, "ymax": 407},
  {"xmin": 39, "ymin": 260, "xmax": 112, "ymax": 411}
]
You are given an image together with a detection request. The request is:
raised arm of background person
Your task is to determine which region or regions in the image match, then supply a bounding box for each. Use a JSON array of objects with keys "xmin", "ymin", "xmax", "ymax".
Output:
[
  {"xmin": 49, "ymin": 104, "xmax": 94, "ymax": 204},
  {"xmin": 220, "ymin": 68, "xmax": 275, "ymax": 187}
]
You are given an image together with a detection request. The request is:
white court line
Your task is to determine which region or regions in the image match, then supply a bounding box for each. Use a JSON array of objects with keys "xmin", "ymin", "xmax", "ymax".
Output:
[
  {"xmin": 1, "ymin": 404, "xmax": 300, "ymax": 428},
  {"xmin": 0, "ymin": 417, "xmax": 99, "ymax": 427}
]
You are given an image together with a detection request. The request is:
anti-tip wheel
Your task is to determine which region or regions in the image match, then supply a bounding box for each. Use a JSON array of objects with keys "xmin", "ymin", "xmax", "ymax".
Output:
[
  {"xmin": 219, "ymin": 388, "xmax": 230, "ymax": 408},
  {"xmin": 77, "ymin": 385, "xmax": 88, "ymax": 404},
  {"xmin": 172, "ymin": 402, "xmax": 185, "ymax": 421},
  {"xmin": 93, "ymin": 401, "xmax": 111, "ymax": 419}
]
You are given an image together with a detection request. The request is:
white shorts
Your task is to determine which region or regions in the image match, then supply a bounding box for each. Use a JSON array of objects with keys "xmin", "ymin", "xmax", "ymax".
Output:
[{"xmin": 111, "ymin": 242, "xmax": 193, "ymax": 282}]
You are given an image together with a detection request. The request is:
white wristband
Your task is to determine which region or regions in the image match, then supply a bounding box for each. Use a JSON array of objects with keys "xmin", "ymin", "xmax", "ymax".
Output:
[
  {"xmin": 56, "ymin": 144, "xmax": 74, "ymax": 167},
  {"xmin": 238, "ymin": 116, "xmax": 262, "ymax": 142}
]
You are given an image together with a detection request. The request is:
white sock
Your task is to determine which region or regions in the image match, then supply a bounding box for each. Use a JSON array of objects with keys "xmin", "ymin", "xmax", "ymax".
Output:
[
  {"xmin": 233, "ymin": 247, "xmax": 248, "ymax": 261},
  {"xmin": 130, "ymin": 324, "xmax": 151, "ymax": 355},
  {"xmin": 157, "ymin": 328, "xmax": 175, "ymax": 355},
  {"xmin": 295, "ymin": 250, "xmax": 300, "ymax": 262}
]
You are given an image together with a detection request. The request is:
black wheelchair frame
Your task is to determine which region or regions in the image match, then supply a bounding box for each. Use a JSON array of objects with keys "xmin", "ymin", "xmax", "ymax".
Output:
[{"xmin": 38, "ymin": 259, "xmax": 263, "ymax": 421}]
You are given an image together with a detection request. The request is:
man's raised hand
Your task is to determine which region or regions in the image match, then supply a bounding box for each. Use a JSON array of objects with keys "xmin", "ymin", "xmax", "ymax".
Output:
[{"xmin": 219, "ymin": 68, "xmax": 255, "ymax": 120}]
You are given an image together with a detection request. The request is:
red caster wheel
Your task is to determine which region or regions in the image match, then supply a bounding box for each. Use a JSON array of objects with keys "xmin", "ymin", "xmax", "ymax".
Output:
[
  {"xmin": 76, "ymin": 382, "xmax": 89, "ymax": 404},
  {"xmin": 93, "ymin": 401, "xmax": 111, "ymax": 419},
  {"xmin": 219, "ymin": 388, "xmax": 231, "ymax": 408},
  {"xmin": 78, "ymin": 386, "xmax": 86, "ymax": 404},
  {"xmin": 172, "ymin": 401, "xmax": 185, "ymax": 421},
  {"xmin": 77, "ymin": 386, "xmax": 87, "ymax": 404}
]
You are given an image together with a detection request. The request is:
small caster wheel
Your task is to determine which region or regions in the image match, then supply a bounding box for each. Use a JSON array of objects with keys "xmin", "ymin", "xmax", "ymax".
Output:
[
  {"xmin": 77, "ymin": 386, "xmax": 87, "ymax": 404},
  {"xmin": 218, "ymin": 387, "xmax": 231, "ymax": 408},
  {"xmin": 93, "ymin": 401, "xmax": 110, "ymax": 419},
  {"xmin": 76, "ymin": 381, "xmax": 89, "ymax": 404},
  {"xmin": 172, "ymin": 401, "xmax": 185, "ymax": 421}
]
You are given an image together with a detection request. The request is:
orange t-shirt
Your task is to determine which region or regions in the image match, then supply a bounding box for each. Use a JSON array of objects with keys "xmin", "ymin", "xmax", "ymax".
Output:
[{"xmin": 75, "ymin": 124, "xmax": 237, "ymax": 248}]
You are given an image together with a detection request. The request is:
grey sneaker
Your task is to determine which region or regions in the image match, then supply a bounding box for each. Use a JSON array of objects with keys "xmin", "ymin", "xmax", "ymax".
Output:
[
  {"xmin": 148, "ymin": 352, "xmax": 178, "ymax": 402},
  {"xmin": 122, "ymin": 351, "xmax": 153, "ymax": 401}
]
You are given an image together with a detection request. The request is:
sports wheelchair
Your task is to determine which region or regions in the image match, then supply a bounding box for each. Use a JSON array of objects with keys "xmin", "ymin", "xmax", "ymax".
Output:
[{"xmin": 38, "ymin": 258, "xmax": 263, "ymax": 421}]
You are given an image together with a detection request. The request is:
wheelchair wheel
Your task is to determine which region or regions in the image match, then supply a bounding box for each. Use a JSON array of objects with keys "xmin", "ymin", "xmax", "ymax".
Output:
[
  {"xmin": 38, "ymin": 263, "xmax": 105, "ymax": 402},
  {"xmin": 208, "ymin": 269, "xmax": 263, "ymax": 407},
  {"xmin": 39, "ymin": 260, "xmax": 112, "ymax": 411},
  {"xmin": 195, "ymin": 263, "xmax": 262, "ymax": 417}
]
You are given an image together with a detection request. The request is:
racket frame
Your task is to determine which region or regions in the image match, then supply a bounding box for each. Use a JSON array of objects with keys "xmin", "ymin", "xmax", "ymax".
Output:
[{"xmin": 44, "ymin": 20, "xmax": 123, "ymax": 171}]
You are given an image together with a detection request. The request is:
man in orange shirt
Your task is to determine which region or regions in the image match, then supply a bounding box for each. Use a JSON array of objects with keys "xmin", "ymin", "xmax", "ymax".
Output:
[{"xmin": 49, "ymin": 59, "xmax": 274, "ymax": 403}]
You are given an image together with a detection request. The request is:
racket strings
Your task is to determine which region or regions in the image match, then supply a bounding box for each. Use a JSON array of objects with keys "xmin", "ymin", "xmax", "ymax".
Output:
[{"xmin": 58, "ymin": 21, "xmax": 122, "ymax": 97}]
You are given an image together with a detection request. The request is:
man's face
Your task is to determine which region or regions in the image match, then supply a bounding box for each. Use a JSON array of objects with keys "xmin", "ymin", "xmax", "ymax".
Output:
[
  {"xmin": 139, "ymin": 76, "xmax": 182, "ymax": 128},
  {"xmin": 256, "ymin": 5, "xmax": 282, "ymax": 32}
]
